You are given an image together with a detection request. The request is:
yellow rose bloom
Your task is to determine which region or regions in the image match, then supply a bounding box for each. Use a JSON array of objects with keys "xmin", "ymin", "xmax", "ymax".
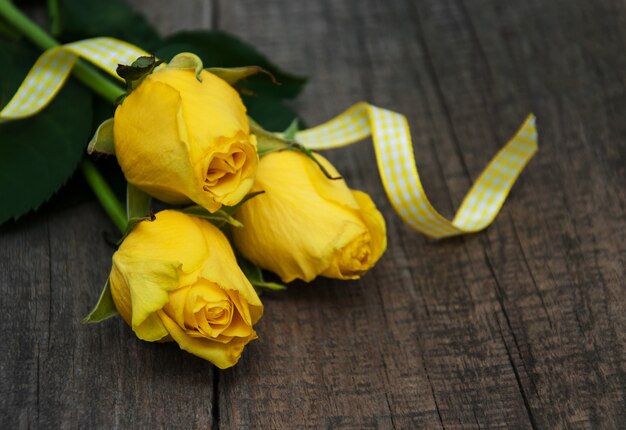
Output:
[
  {"xmin": 232, "ymin": 151, "xmax": 387, "ymax": 282},
  {"xmin": 113, "ymin": 68, "xmax": 258, "ymax": 212},
  {"xmin": 109, "ymin": 210, "xmax": 263, "ymax": 368}
]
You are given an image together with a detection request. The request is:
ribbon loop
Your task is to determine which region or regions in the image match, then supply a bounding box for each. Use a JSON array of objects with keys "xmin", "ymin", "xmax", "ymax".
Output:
[{"xmin": 298, "ymin": 105, "xmax": 537, "ymax": 238}]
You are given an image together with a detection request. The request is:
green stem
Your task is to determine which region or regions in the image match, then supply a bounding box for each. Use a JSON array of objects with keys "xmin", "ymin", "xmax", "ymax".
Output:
[
  {"xmin": 71, "ymin": 62, "xmax": 124, "ymax": 104},
  {"xmin": 80, "ymin": 160, "xmax": 127, "ymax": 233},
  {"xmin": 0, "ymin": 0, "xmax": 123, "ymax": 103},
  {"xmin": 0, "ymin": 0, "xmax": 129, "ymax": 230}
]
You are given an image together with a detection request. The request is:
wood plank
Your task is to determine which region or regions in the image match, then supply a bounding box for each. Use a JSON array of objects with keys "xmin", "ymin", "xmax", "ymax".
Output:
[
  {"xmin": 218, "ymin": 0, "xmax": 626, "ymax": 428},
  {"xmin": 0, "ymin": 212, "xmax": 49, "ymax": 429},
  {"xmin": 128, "ymin": 0, "xmax": 213, "ymax": 36}
]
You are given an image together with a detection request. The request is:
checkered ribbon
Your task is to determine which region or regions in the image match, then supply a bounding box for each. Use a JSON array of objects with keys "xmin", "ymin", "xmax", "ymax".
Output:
[
  {"xmin": 0, "ymin": 38, "xmax": 537, "ymax": 238},
  {"xmin": 0, "ymin": 38, "xmax": 148, "ymax": 122},
  {"xmin": 297, "ymin": 103, "xmax": 537, "ymax": 238}
]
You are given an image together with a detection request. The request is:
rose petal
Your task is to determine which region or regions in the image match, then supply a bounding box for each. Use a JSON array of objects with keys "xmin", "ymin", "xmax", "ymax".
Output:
[{"xmin": 158, "ymin": 310, "xmax": 256, "ymax": 369}]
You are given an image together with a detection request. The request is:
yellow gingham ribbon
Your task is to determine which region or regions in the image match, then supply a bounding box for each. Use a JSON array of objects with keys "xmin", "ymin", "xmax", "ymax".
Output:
[
  {"xmin": 0, "ymin": 37, "xmax": 148, "ymax": 122},
  {"xmin": 297, "ymin": 104, "xmax": 537, "ymax": 238},
  {"xmin": 0, "ymin": 38, "xmax": 538, "ymax": 238}
]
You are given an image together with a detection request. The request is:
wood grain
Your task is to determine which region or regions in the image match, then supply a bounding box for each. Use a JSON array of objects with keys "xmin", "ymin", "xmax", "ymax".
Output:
[{"xmin": 1, "ymin": 0, "xmax": 624, "ymax": 428}]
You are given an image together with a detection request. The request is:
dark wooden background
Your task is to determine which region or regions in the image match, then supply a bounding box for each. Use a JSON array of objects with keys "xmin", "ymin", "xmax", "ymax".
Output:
[{"xmin": 1, "ymin": 0, "xmax": 625, "ymax": 428}]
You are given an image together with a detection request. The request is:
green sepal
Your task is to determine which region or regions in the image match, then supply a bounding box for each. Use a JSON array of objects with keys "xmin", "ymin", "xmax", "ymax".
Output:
[
  {"xmin": 87, "ymin": 118, "xmax": 115, "ymax": 155},
  {"xmin": 237, "ymin": 256, "xmax": 287, "ymax": 292},
  {"xmin": 103, "ymin": 185, "xmax": 155, "ymax": 246},
  {"xmin": 282, "ymin": 118, "xmax": 300, "ymax": 141},
  {"xmin": 81, "ymin": 278, "xmax": 118, "ymax": 324},
  {"xmin": 206, "ymin": 66, "xmax": 277, "ymax": 89},
  {"xmin": 251, "ymin": 123, "xmax": 341, "ymax": 180},
  {"xmin": 180, "ymin": 191, "xmax": 265, "ymax": 228},
  {"xmin": 126, "ymin": 183, "xmax": 152, "ymax": 219},
  {"xmin": 167, "ymin": 52, "xmax": 203, "ymax": 81},
  {"xmin": 116, "ymin": 214, "xmax": 155, "ymax": 246},
  {"xmin": 180, "ymin": 205, "xmax": 243, "ymax": 228},
  {"xmin": 252, "ymin": 281, "xmax": 287, "ymax": 291},
  {"xmin": 221, "ymin": 191, "xmax": 265, "ymax": 215},
  {"xmin": 127, "ymin": 215, "xmax": 153, "ymax": 227},
  {"xmin": 251, "ymin": 123, "xmax": 295, "ymax": 156},
  {"xmin": 290, "ymin": 143, "xmax": 342, "ymax": 181},
  {"xmin": 116, "ymin": 56, "xmax": 164, "ymax": 92}
]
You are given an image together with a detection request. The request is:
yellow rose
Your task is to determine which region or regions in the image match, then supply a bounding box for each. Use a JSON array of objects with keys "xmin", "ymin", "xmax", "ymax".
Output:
[
  {"xmin": 113, "ymin": 68, "xmax": 258, "ymax": 212},
  {"xmin": 232, "ymin": 151, "xmax": 387, "ymax": 282},
  {"xmin": 109, "ymin": 210, "xmax": 263, "ymax": 369}
]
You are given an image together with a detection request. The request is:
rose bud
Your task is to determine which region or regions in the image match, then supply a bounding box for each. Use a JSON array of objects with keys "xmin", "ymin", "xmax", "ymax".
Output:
[
  {"xmin": 109, "ymin": 210, "xmax": 263, "ymax": 369},
  {"xmin": 114, "ymin": 68, "xmax": 258, "ymax": 212},
  {"xmin": 232, "ymin": 150, "xmax": 387, "ymax": 282}
]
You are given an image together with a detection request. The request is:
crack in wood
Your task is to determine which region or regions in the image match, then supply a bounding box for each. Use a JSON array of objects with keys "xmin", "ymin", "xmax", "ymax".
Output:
[
  {"xmin": 495, "ymin": 315, "xmax": 539, "ymax": 430},
  {"xmin": 510, "ymin": 218, "xmax": 554, "ymax": 329},
  {"xmin": 486, "ymin": 249, "xmax": 539, "ymax": 430}
]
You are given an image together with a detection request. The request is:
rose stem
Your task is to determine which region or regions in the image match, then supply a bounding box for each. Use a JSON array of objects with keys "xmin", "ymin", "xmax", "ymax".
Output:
[
  {"xmin": 79, "ymin": 162, "xmax": 128, "ymax": 233},
  {"xmin": 0, "ymin": 0, "xmax": 128, "ymax": 233}
]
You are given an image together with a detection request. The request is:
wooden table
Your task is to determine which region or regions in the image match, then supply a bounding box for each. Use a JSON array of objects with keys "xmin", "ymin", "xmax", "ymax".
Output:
[{"xmin": 1, "ymin": 0, "xmax": 624, "ymax": 428}]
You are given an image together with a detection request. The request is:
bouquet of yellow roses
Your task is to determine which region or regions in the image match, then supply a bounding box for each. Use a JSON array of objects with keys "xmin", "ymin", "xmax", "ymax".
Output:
[
  {"xmin": 100, "ymin": 56, "xmax": 386, "ymax": 368},
  {"xmin": 0, "ymin": 0, "xmax": 536, "ymax": 369}
]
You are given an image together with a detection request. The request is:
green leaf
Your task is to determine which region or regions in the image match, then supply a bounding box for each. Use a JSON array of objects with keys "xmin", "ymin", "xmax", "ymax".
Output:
[
  {"xmin": 87, "ymin": 117, "xmax": 115, "ymax": 155},
  {"xmin": 154, "ymin": 31, "xmax": 307, "ymax": 131},
  {"xmin": 155, "ymin": 31, "xmax": 306, "ymax": 99},
  {"xmin": 126, "ymin": 183, "xmax": 152, "ymax": 220},
  {"xmin": 81, "ymin": 278, "xmax": 118, "ymax": 324},
  {"xmin": 117, "ymin": 56, "xmax": 164, "ymax": 92},
  {"xmin": 0, "ymin": 37, "xmax": 93, "ymax": 224},
  {"xmin": 237, "ymin": 256, "xmax": 287, "ymax": 291},
  {"xmin": 29, "ymin": 98, "xmax": 126, "ymax": 215},
  {"xmin": 51, "ymin": 0, "xmax": 161, "ymax": 48},
  {"xmin": 117, "ymin": 56, "xmax": 161, "ymax": 81},
  {"xmin": 242, "ymin": 94, "xmax": 304, "ymax": 131}
]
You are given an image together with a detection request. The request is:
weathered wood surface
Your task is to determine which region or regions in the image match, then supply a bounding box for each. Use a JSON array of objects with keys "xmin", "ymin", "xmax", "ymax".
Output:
[{"xmin": 1, "ymin": 0, "xmax": 625, "ymax": 428}]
